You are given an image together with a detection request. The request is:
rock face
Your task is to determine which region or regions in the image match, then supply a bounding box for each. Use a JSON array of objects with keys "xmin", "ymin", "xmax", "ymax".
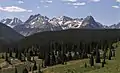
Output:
[
  {"xmin": 1, "ymin": 14, "xmax": 119, "ymax": 36},
  {"xmin": 110, "ymin": 23, "xmax": 120, "ymax": 29},
  {"xmin": 1, "ymin": 17, "xmax": 23, "ymax": 28},
  {"xmin": 80, "ymin": 16, "xmax": 104, "ymax": 28},
  {"xmin": 13, "ymin": 14, "xmax": 62, "ymax": 36}
]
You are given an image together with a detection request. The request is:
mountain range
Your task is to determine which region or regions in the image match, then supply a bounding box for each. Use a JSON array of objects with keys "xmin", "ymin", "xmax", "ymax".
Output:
[{"xmin": 1, "ymin": 14, "xmax": 119, "ymax": 36}]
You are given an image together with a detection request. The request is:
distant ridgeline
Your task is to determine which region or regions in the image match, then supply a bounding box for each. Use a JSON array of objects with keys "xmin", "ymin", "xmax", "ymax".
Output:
[{"xmin": 14, "ymin": 29, "xmax": 120, "ymax": 51}]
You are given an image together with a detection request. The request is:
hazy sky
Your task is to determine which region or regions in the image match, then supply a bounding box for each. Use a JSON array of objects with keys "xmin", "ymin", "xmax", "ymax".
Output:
[{"xmin": 0, "ymin": 0, "xmax": 120, "ymax": 25}]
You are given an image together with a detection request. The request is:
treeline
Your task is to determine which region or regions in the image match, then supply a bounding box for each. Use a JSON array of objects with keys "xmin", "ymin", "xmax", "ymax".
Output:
[{"xmin": 0, "ymin": 39, "xmax": 117, "ymax": 73}]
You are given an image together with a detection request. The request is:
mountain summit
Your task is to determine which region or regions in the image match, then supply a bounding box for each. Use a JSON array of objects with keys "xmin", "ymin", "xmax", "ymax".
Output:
[{"xmin": 80, "ymin": 16, "xmax": 104, "ymax": 28}]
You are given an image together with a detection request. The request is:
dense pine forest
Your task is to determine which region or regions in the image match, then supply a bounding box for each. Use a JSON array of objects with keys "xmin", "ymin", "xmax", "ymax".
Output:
[{"xmin": 0, "ymin": 29, "xmax": 120, "ymax": 73}]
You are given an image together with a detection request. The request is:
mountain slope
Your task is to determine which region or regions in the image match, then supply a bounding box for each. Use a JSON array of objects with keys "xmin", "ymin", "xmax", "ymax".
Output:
[
  {"xmin": 0, "ymin": 22, "xmax": 23, "ymax": 51},
  {"xmin": 0, "ymin": 22, "xmax": 23, "ymax": 42},
  {"xmin": 18, "ymin": 29, "xmax": 120, "ymax": 50}
]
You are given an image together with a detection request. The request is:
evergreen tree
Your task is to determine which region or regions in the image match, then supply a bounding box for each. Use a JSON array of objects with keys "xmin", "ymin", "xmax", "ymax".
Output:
[
  {"xmin": 112, "ymin": 49, "xmax": 115, "ymax": 57},
  {"xmin": 33, "ymin": 56, "xmax": 35, "ymax": 62},
  {"xmin": 44, "ymin": 53, "xmax": 50, "ymax": 67},
  {"xmin": 30, "ymin": 50, "xmax": 33, "ymax": 56},
  {"xmin": 18, "ymin": 53, "xmax": 22, "ymax": 61},
  {"xmin": 38, "ymin": 52, "xmax": 41, "ymax": 59},
  {"xmin": 27, "ymin": 53, "xmax": 31, "ymax": 61},
  {"xmin": 84, "ymin": 63, "xmax": 87, "ymax": 68},
  {"xmin": 89, "ymin": 54, "xmax": 94, "ymax": 66},
  {"xmin": 33, "ymin": 61, "xmax": 37, "ymax": 71},
  {"xmin": 51, "ymin": 52, "xmax": 56, "ymax": 65},
  {"xmin": 15, "ymin": 49, "xmax": 19, "ymax": 59},
  {"xmin": 95, "ymin": 48, "xmax": 101, "ymax": 63},
  {"xmin": 15, "ymin": 67, "xmax": 18, "ymax": 73},
  {"xmin": 101, "ymin": 61, "xmax": 104, "ymax": 67},
  {"xmin": 2, "ymin": 54, "xmax": 4, "ymax": 59},
  {"xmin": 41, "ymin": 59, "xmax": 44, "ymax": 68},
  {"xmin": 5, "ymin": 52, "xmax": 8, "ymax": 61},
  {"xmin": 29, "ymin": 66, "xmax": 32, "ymax": 71},
  {"xmin": 68, "ymin": 52, "xmax": 72, "ymax": 61},
  {"xmin": 103, "ymin": 50, "xmax": 106, "ymax": 64},
  {"xmin": 23, "ymin": 68, "xmax": 28, "ymax": 73},
  {"xmin": 9, "ymin": 50, "xmax": 12, "ymax": 57},
  {"xmin": 108, "ymin": 49, "xmax": 112, "ymax": 60}
]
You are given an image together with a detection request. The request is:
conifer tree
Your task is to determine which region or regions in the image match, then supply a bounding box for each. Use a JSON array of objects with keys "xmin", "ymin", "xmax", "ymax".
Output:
[
  {"xmin": 89, "ymin": 54, "xmax": 94, "ymax": 66},
  {"xmin": 95, "ymin": 48, "xmax": 101, "ymax": 63},
  {"xmin": 33, "ymin": 61, "xmax": 37, "ymax": 71},
  {"xmin": 27, "ymin": 53, "xmax": 31, "ymax": 61},
  {"xmin": 15, "ymin": 49, "xmax": 19, "ymax": 59},
  {"xmin": 2, "ymin": 54, "xmax": 4, "ymax": 59},
  {"xmin": 84, "ymin": 63, "xmax": 87, "ymax": 68},
  {"xmin": 5, "ymin": 52, "xmax": 8, "ymax": 62},
  {"xmin": 113, "ymin": 49, "xmax": 115, "ymax": 57},
  {"xmin": 51, "ymin": 52, "xmax": 56, "ymax": 65},
  {"xmin": 68, "ymin": 51, "xmax": 72, "ymax": 61},
  {"xmin": 103, "ymin": 50, "xmax": 106, "ymax": 64},
  {"xmin": 15, "ymin": 67, "xmax": 18, "ymax": 73},
  {"xmin": 9, "ymin": 50, "xmax": 12, "ymax": 57},
  {"xmin": 102, "ymin": 61, "xmax": 104, "ymax": 67},
  {"xmin": 108, "ymin": 49, "xmax": 112, "ymax": 60}
]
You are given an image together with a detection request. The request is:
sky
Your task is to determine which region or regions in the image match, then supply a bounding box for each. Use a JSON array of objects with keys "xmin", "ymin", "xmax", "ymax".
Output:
[{"xmin": 0, "ymin": 0, "xmax": 120, "ymax": 25}]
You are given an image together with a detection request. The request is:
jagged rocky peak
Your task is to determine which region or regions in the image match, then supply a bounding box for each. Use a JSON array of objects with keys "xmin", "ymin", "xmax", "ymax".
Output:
[
  {"xmin": 80, "ymin": 16, "xmax": 104, "ymax": 28},
  {"xmin": 0, "ymin": 17, "xmax": 23, "ymax": 28},
  {"xmin": 83, "ymin": 16, "xmax": 95, "ymax": 23},
  {"xmin": 110, "ymin": 22, "xmax": 120, "ymax": 29},
  {"xmin": 25, "ymin": 14, "xmax": 49, "ymax": 24}
]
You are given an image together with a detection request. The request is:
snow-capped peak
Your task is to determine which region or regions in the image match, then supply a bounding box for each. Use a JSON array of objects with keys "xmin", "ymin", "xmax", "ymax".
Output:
[{"xmin": 0, "ymin": 17, "xmax": 23, "ymax": 28}]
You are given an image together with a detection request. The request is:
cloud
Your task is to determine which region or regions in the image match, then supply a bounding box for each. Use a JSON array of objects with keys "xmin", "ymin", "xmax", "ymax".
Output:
[
  {"xmin": 112, "ymin": 5, "xmax": 119, "ymax": 8},
  {"xmin": 72, "ymin": 2, "xmax": 86, "ymax": 6},
  {"xmin": 89, "ymin": 0, "xmax": 100, "ymax": 2},
  {"xmin": 116, "ymin": 0, "xmax": 120, "ymax": 2},
  {"xmin": 18, "ymin": 0, "xmax": 24, "ymax": 4},
  {"xmin": 46, "ymin": 0, "xmax": 52, "ymax": 3},
  {"xmin": 62, "ymin": 0, "xmax": 77, "ymax": 2},
  {"xmin": 0, "ymin": 6, "xmax": 32, "ymax": 12},
  {"xmin": 40, "ymin": 0, "xmax": 53, "ymax": 3}
]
